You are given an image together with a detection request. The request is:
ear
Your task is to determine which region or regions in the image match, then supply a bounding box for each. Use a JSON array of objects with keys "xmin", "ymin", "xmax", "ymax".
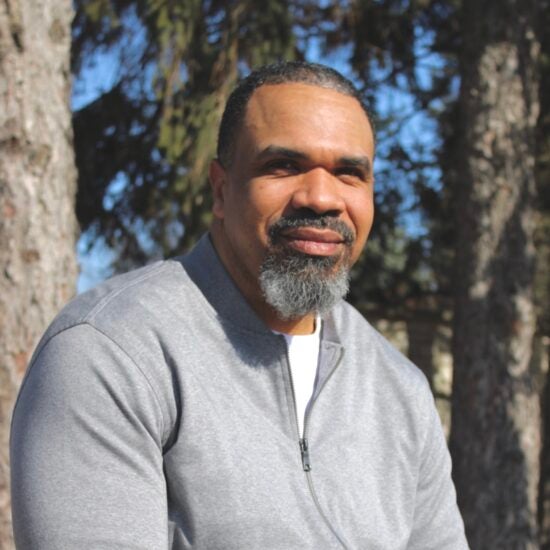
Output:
[{"xmin": 209, "ymin": 159, "xmax": 227, "ymax": 220}]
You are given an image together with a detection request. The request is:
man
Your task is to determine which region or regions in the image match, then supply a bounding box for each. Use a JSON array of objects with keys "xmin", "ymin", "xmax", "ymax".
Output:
[{"xmin": 11, "ymin": 61, "xmax": 468, "ymax": 549}]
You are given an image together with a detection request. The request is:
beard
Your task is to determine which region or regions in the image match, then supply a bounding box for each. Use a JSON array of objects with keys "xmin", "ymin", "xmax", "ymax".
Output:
[{"xmin": 258, "ymin": 215, "xmax": 355, "ymax": 320}]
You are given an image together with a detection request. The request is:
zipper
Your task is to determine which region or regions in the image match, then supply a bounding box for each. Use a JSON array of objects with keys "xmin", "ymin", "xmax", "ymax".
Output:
[
  {"xmin": 301, "ymin": 345, "xmax": 344, "ymax": 448},
  {"xmin": 282, "ymin": 340, "xmax": 349, "ymax": 549},
  {"xmin": 299, "ymin": 437, "xmax": 311, "ymax": 472},
  {"xmin": 305, "ymin": 468, "xmax": 349, "ymax": 550},
  {"xmin": 283, "ymin": 341, "xmax": 345, "ymax": 469},
  {"xmin": 283, "ymin": 341, "xmax": 303, "ymax": 442}
]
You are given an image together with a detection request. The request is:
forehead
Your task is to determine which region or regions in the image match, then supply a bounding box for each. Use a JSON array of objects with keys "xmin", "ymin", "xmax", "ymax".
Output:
[{"xmin": 240, "ymin": 83, "xmax": 374, "ymax": 157}]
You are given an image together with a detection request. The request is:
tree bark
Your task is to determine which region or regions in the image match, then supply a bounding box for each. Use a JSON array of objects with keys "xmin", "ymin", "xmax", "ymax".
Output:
[
  {"xmin": 535, "ymin": 1, "xmax": 550, "ymax": 544},
  {"xmin": 541, "ymin": 356, "xmax": 550, "ymax": 548},
  {"xmin": 0, "ymin": 0, "xmax": 77, "ymax": 546},
  {"xmin": 449, "ymin": 1, "xmax": 541, "ymax": 548}
]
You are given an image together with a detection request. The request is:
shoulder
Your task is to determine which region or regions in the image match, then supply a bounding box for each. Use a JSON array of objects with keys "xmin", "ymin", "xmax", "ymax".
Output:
[
  {"xmin": 26, "ymin": 256, "xmax": 196, "ymax": 402},
  {"xmin": 327, "ymin": 300, "xmax": 435, "ymax": 439},
  {"xmin": 330, "ymin": 300, "xmax": 429, "ymax": 389},
  {"xmin": 17, "ymin": 259, "xmax": 193, "ymax": 445},
  {"xmin": 37, "ymin": 258, "xmax": 189, "ymax": 348}
]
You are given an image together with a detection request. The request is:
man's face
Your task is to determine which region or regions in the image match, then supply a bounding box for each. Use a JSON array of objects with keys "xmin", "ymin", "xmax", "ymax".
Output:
[{"xmin": 210, "ymin": 82, "xmax": 375, "ymax": 321}]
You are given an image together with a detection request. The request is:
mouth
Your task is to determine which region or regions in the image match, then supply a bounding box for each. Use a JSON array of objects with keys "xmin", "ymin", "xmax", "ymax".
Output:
[{"xmin": 279, "ymin": 227, "xmax": 346, "ymax": 257}]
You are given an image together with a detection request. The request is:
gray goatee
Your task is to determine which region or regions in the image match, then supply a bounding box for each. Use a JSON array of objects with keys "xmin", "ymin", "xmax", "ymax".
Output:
[{"xmin": 258, "ymin": 216, "xmax": 354, "ymax": 320}]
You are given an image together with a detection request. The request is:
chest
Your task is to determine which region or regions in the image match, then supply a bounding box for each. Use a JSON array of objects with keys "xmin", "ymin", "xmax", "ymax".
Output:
[{"xmin": 160, "ymin": 332, "xmax": 419, "ymax": 550}]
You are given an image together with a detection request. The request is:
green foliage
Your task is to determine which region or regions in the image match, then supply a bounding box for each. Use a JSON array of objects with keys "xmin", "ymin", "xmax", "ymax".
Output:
[
  {"xmin": 73, "ymin": 0, "xmax": 298, "ymax": 264},
  {"xmin": 72, "ymin": 0, "xmax": 549, "ymax": 326},
  {"xmin": 71, "ymin": 0, "xmax": 453, "ymax": 311}
]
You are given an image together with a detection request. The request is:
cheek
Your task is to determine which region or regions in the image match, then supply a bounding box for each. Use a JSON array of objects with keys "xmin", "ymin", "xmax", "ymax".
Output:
[
  {"xmin": 347, "ymin": 193, "xmax": 374, "ymax": 251},
  {"xmin": 247, "ymin": 186, "xmax": 291, "ymax": 223},
  {"xmin": 225, "ymin": 184, "xmax": 265, "ymax": 225},
  {"xmin": 348, "ymin": 189, "xmax": 374, "ymax": 227}
]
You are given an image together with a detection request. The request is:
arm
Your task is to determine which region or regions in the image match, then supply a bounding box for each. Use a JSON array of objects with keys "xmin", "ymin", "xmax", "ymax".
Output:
[
  {"xmin": 406, "ymin": 394, "xmax": 470, "ymax": 550},
  {"xmin": 10, "ymin": 324, "xmax": 168, "ymax": 549}
]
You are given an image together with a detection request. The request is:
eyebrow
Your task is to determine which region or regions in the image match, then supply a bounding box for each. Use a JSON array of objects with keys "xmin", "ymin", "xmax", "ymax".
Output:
[
  {"xmin": 256, "ymin": 145, "xmax": 309, "ymax": 162},
  {"xmin": 338, "ymin": 156, "xmax": 372, "ymax": 176},
  {"xmin": 256, "ymin": 145, "xmax": 372, "ymax": 176}
]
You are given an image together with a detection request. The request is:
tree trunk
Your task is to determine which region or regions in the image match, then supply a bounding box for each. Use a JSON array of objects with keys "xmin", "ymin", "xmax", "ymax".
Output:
[
  {"xmin": 449, "ymin": 1, "xmax": 541, "ymax": 548},
  {"xmin": 541, "ymin": 357, "xmax": 550, "ymax": 548},
  {"xmin": 0, "ymin": 0, "xmax": 77, "ymax": 547},
  {"xmin": 535, "ymin": 1, "xmax": 550, "ymax": 543}
]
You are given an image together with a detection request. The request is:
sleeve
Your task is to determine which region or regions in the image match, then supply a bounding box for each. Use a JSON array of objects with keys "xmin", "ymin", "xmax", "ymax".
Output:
[
  {"xmin": 406, "ymin": 392, "xmax": 470, "ymax": 550},
  {"xmin": 10, "ymin": 324, "xmax": 169, "ymax": 549}
]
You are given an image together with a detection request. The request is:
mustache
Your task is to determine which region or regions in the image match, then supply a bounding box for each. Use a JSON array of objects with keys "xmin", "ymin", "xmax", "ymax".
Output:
[{"xmin": 268, "ymin": 215, "xmax": 355, "ymax": 245}]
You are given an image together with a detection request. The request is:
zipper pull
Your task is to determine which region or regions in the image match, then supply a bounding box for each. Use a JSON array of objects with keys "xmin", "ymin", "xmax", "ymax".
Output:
[{"xmin": 300, "ymin": 438, "xmax": 311, "ymax": 472}]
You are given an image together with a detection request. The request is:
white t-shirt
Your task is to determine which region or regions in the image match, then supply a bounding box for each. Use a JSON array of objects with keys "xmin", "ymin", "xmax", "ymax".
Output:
[{"xmin": 278, "ymin": 319, "xmax": 321, "ymax": 437}]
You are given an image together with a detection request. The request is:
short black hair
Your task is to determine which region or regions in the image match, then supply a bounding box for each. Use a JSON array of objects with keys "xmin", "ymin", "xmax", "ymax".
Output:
[{"xmin": 216, "ymin": 61, "xmax": 375, "ymax": 167}]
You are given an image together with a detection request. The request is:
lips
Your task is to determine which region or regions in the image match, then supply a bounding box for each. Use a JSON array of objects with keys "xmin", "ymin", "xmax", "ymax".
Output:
[
  {"xmin": 268, "ymin": 215, "xmax": 355, "ymax": 258},
  {"xmin": 279, "ymin": 227, "xmax": 346, "ymax": 256}
]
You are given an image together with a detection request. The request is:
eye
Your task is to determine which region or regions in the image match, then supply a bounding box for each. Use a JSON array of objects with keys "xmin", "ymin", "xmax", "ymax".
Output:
[
  {"xmin": 262, "ymin": 159, "xmax": 301, "ymax": 176},
  {"xmin": 334, "ymin": 166, "xmax": 367, "ymax": 182}
]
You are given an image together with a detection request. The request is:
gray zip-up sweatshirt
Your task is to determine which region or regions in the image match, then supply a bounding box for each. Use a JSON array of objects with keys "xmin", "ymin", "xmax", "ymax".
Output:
[{"xmin": 11, "ymin": 234, "xmax": 468, "ymax": 549}]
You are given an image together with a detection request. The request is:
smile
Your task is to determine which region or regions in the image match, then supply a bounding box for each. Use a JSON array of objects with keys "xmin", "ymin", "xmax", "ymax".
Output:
[{"xmin": 280, "ymin": 227, "xmax": 346, "ymax": 257}]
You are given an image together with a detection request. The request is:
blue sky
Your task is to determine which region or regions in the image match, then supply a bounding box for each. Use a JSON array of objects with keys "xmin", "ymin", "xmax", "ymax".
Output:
[{"xmin": 73, "ymin": 29, "xmax": 448, "ymax": 292}]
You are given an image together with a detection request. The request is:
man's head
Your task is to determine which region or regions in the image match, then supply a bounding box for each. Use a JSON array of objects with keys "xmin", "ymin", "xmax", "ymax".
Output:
[
  {"xmin": 209, "ymin": 62, "xmax": 375, "ymax": 333},
  {"xmin": 217, "ymin": 61, "xmax": 375, "ymax": 168}
]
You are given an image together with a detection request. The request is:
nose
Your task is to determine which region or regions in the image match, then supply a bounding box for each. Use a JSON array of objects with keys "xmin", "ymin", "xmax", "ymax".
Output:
[{"xmin": 290, "ymin": 168, "xmax": 346, "ymax": 215}]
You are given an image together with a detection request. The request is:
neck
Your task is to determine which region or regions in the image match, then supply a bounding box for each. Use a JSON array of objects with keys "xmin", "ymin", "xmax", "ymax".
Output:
[
  {"xmin": 266, "ymin": 312, "xmax": 317, "ymax": 335},
  {"xmin": 209, "ymin": 226, "xmax": 317, "ymax": 336}
]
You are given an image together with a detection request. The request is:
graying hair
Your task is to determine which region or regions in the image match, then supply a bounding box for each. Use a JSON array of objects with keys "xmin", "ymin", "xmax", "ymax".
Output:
[
  {"xmin": 258, "ymin": 214, "xmax": 354, "ymax": 319},
  {"xmin": 259, "ymin": 253, "xmax": 350, "ymax": 320}
]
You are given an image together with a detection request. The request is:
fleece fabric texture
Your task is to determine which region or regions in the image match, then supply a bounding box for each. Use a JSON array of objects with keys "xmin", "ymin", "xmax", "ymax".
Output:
[{"xmin": 10, "ymin": 234, "xmax": 468, "ymax": 550}]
